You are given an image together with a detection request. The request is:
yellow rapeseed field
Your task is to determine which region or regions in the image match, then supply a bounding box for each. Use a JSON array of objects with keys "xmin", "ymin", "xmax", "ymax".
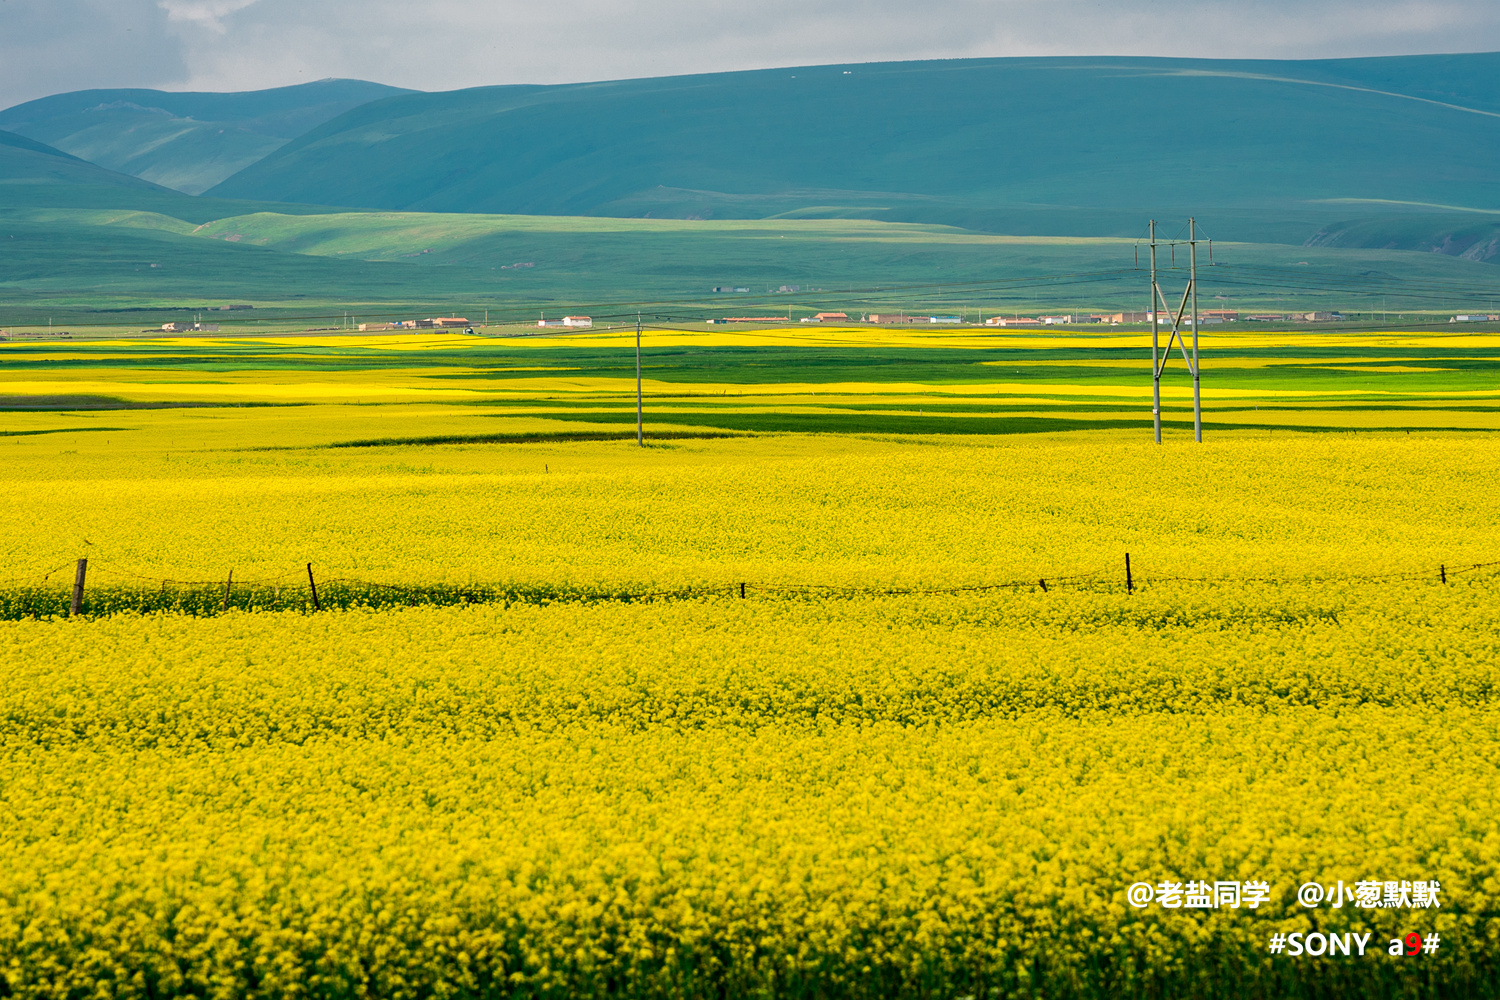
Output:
[
  {"xmin": 2, "ymin": 586, "xmax": 1497, "ymax": 998},
  {"xmin": 1, "ymin": 331, "xmax": 1497, "ymax": 997},
  {"xmin": 2, "ymin": 429, "xmax": 1498, "ymax": 592}
]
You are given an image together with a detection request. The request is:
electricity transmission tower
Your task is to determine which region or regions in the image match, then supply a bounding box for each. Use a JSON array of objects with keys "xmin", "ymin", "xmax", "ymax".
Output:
[{"xmin": 1148, "ymin": 218, "xmax": 1202, "ymax": 443}]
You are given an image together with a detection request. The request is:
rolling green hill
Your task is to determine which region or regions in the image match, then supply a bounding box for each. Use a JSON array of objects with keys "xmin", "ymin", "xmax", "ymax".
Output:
[
  {"xmin": 203, "ymin": 54, "xmax": 1500, "ymax": 248},
  {"xmin": 1307, "ymin": 213, "xmax": 1500, "ymax": 260},
  {"xmin": 4, "ymin": 56, "xmax": 1500, "ymax": 327},
  {"xmin": 0, "ymin": 125, "xmax": 369, "ymax": 223},
  {"xmin": 0, "ymin": 80, "xmax": 413, "ymax": 196},
  {"xmin": 0, "ymin": 127, "xmax": 200, "ymax": 214}
]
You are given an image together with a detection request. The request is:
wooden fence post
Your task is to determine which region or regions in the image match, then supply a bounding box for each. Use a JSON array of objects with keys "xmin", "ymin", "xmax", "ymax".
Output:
[
  {"xmin": 222, "ymin": 570, "xmax": 234, "ymax": 611},
  {"xmin": 307, "ymin": 563, "xmax": 321, "ymax": 611},
  {"xmin": 70, "ymin": 558, "xmax": 87, "ymax": 617},
  {"xmin": 1125, "ymin": 553, "xmax": 1133, "ymax": 595}
]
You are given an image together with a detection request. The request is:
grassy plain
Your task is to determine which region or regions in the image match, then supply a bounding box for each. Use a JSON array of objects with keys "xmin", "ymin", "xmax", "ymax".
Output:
[
  {"xmin": 5, "ymin": 207, "xmax": 1500, "ymax": 326},
  {"xmin": 1, "ymin": 327, "xmax": 1497, "ymax": 998}
]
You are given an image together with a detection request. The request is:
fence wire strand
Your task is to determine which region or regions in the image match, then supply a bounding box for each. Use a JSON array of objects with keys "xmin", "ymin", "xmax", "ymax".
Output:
[{"xmin": 0, "ymin": 555, "xmax": 1495, "ymax": 618}]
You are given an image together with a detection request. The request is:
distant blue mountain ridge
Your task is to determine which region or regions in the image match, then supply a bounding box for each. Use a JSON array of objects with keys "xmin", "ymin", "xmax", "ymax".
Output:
[
  {"xmin": 3, "ymin": 56, "xmax": 1500, "ymax": 255},
  {"xmin": 0, "ymin": 79, "xmax": 413, "ymax": 194}
]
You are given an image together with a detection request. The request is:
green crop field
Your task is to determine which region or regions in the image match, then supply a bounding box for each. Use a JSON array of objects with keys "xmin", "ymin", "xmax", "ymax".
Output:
[{"xmin": 3, "ymin": 324, "xmax": 1496, "ymax": 440}]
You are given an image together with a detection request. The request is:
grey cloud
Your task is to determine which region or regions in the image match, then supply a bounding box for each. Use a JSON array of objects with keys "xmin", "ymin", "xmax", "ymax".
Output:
[
  {"xmin": 3, "ymin": 0, "xmax": 1500, "ymax": 109},
  {"xmin": 0, "ymin": 0, "xmax": 186, "ymax": 107}
]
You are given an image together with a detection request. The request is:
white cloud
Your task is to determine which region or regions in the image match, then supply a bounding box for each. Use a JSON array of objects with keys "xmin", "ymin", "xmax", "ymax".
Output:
[{"xmin": 158, "ymin": 0, "xmax": 263, "ymax": 35}]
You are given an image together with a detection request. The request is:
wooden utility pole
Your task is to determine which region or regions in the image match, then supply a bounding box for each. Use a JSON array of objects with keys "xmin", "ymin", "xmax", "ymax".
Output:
[
  {"xmin": 307, "ymin": 563, "xmax": 321, "ymax": 611},
  {"xmin": 69, "ymin": 558, "xmax": 87, "ymax": 617},
  {"xmin": 1190, "ymin": 218, "xmax": 1201, "ymax": 443},
  {"xmin": 1151, "ymin": 220, "xmax": 1160, "ymax": 444},
  {"xmin": 636, "ymin": 313, "xmax": 644, "ymax": 447}
]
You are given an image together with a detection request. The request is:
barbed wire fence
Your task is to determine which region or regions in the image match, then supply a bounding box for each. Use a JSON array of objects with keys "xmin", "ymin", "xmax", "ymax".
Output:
[{"xmin": 0, "ymin": 554, "xmax": 1495, "ymax": 620}]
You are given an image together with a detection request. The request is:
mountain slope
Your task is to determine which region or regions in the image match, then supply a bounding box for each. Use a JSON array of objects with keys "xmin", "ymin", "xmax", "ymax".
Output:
[
  {"xmin": 1306, "ymin": 213, "xmax": 1500, "ymax": 263},
  {"xmin": 0, "ymin": 127, "xmax": 175, "ymax": 203},
  {"xmin": 202, "ymin": 54, "xmax": 1500, "ymax": 243},
  {"xmin": 0, "ymin": 128, "xmax": 370, "ymax": 224},
  {"xmin": 0, "ymin": 79, "xmax": 414, "ymax": 195}
]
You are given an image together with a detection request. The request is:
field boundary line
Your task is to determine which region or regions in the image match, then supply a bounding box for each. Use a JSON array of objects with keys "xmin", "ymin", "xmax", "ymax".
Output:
[{"xmin": 0, "ymin": 556, "xmax": 1495, "ymax": 620}]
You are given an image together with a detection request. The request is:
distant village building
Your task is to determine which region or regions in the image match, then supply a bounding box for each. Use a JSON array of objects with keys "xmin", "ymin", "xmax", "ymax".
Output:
[
  {"xmin": 712, "ymin": 286, "xmax": 750, "ymax": 293},
  {"xmin": 403, "ymin": 317, "xmax": 471, "ymax": 329},
  {"xmin": 801, "ymin": 312, "xmax": 849, "ymax": 323},
  {"xmin": 1135, "ymin": 309, "xmax": 1237, "ymax": 325},
  {"xmin": 985, "ymin": 316, "xmax": 1041, "ymax": 327},
  {"xmin": 1040, "ymin": 315, "xmax": 1074, "ymax": 325},
  {"xmin": 160, "ymin": 322, "xmax": 218, "ymax": 332},
  {"xmin": 1451, "ymin": 314, "xmax": 1500, "ymax": 322},
  {"xmin": 561, "ymin": 316, "xmax": 593, "ymax": 328},
  {"xmin": 928, "ymin": 316, "xmax": 962, "ymax": 324}
]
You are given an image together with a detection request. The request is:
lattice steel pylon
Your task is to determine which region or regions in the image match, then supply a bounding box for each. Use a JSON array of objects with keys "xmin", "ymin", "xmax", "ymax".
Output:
[{"xmin": 1148, "ymin": 218, "xmax": 1202, "ymax": 443}]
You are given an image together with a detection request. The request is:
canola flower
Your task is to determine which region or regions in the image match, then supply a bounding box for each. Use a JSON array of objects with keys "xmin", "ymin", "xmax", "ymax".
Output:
[
  {"xmin": 2, "ymin": 335, "xmax": 1498, "ymax": 997},
  {"xmin": 2, "ymin": 583, "xmax": 1498, "ymax": 999},
  {"xmin": 2, "ymin": 429, "xmax": 1498, "ymax": 594}
]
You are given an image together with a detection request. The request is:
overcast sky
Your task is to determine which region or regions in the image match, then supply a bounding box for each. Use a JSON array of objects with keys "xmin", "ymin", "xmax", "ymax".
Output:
[{"xmin": 3, "ymin": 0, "xmax": 1499, "ymax": 108}]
